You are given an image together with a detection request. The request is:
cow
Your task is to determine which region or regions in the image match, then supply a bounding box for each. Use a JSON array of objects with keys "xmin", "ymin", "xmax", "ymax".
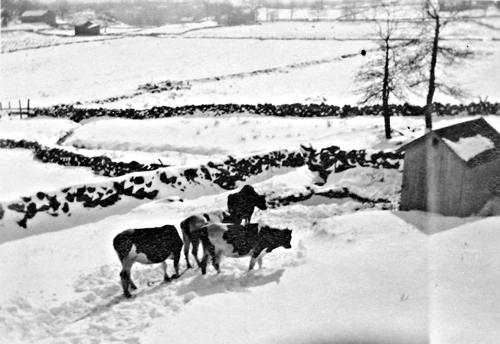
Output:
[
  {"xmin": 227, "ymin": 185, "xmax": 267, "ymax": 225},
  {"xmin": 180, "ymin": 210, "xmax": 230, "ymax": 269},
  {"xmin": 113, "ymin": 224, "xmax": 183, "ymax": 298},
  {"xmin": 197, "ymin": 223, "xmax": 292, "ymax": 274}
]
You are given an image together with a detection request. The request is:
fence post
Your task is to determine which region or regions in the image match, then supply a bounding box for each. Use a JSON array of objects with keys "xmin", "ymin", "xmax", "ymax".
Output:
[
  {"xmin": 28, "ymin": 99, "xmax": 30, "ymax": 117},
  {"xmin": 19, "ymin": 100, "xmax": 22, "ymax": 119}
]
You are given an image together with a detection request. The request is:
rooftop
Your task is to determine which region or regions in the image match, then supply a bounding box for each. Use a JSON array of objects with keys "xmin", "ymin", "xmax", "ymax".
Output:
[{"xmin": 399, "ymin": 118, "xmax": 500, "ymax": 167}]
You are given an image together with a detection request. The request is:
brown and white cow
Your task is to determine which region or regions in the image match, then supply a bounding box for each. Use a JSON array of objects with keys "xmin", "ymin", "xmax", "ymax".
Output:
[
  {"xmin": 113, "ymin": 224, "xmax": 182, "ymax": 298},
  {"xmin": 180, "ymin": 210, "xmax": 230, "ymax": 269},
  {"xmin": 198, "ymin": 223, "xmax": 292, "ymax": 274}
]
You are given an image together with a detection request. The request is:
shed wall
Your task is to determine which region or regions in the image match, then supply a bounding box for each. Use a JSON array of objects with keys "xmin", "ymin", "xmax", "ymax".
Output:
[
  {"xmin": 460, "ymin": 159, "xmax": 500, "ymax": 216},
  {"xmin": 75, "ymin": 25, "xmax": 100, "ymax": 35},
  {"xmin": 400, "ymin": 137, "xmax": 430, "ymax": 212},
  {"xmin": 401, "ymin": 134, "xmax": 469, "ymax": 216}
]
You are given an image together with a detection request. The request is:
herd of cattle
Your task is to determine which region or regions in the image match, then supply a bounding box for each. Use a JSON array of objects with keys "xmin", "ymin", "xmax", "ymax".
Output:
[{"xmin": 112, "ymin": 185, "xmax": 293, "ymax": 298}]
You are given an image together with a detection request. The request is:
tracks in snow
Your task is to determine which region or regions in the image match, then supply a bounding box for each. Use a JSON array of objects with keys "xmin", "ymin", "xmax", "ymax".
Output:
[{"xmin": 0, "ymin": 242, "xmax": 306, "ymax": 343}]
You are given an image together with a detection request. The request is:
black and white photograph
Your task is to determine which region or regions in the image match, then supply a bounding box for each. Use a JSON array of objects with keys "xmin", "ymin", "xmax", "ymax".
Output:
[{"xmin": 1, "ymin": 0, "xmax": 500, "ymax": 343}]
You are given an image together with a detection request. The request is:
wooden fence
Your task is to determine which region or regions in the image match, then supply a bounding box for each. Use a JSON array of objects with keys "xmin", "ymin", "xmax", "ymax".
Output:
[{"xmin": 0, "ymin": 100, "xmax": 35, "ymax": 118}]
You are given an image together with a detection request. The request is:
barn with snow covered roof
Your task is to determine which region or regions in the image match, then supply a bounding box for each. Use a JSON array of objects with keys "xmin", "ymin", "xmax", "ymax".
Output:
[
  {"xmin": 398, "ymin": 117, "xmax": 500, "ymax": 217},
  {"xmin": 74, "ymin": 19, "xmax": 100, "ymax": 36},
  {"xmin": 20, "ymin": 10, "xmax": 56, "ymax": 26}
]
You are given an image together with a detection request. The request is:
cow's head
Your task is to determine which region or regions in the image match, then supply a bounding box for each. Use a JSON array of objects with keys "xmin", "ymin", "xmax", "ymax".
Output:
[
  {"xmin": 255, "ymin": 194, "xmax": 267, "ymax": 211},
  {"xmin": 260, "ymin": 226, "xmax": 292, "ymax": 251}
]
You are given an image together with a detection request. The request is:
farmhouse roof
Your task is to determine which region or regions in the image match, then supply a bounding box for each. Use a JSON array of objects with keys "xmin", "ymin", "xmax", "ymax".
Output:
[
  {"xmin": 21, "ymin": 10, "xmax": 52, "ymax": 17},
  {"xmin": 397, "ymin": 118, "xmax": 500, "ymax": 167},
  {"xmin": 73, "ymin": 18, "xmax": 94, "ymax": 27}
]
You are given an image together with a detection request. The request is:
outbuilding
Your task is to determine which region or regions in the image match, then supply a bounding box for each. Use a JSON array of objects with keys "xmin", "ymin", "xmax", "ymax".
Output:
[
  {"xmin": 20, "ymin": 10, "xmax": 56, "ymax": 26},
  {"xmin": 74, "ymin": 19, "xmax": 100, "ymax": 36},
  {"xmin": 180, "ymin": 17, "xmax": 195, "ymax": 24},
  {"xmin": 398, "ymin": 117, "xmax": 500, "ymax": 217}
]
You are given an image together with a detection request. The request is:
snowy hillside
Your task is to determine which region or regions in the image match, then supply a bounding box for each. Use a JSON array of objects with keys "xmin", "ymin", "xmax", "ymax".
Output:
[
  {"xmin": 1, "ymin": 113, "xmax": 500, "ymax": 344},
  {"xmin": 1, "ymin": 18, "xmax": 500, "ymax": 344},
  {"xmin": 2, "ymin": 20, "xmax": 500, "ymax": 108}
]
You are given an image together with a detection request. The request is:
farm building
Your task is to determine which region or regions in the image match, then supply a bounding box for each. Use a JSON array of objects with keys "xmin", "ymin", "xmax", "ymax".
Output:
[
  {"xmin": 398, "ymin": 117, "xmax": 500, "ymax": 217},
  {"xmin": 74, "ymin": 19, "xmax": 100, "ymax": 36},
  {"xmin": 180, "ymin": 17, "xmax": 195, "ymax": 23},
  {"xmin": 20, "ymin": 10, "xmax": 56, "ymax": 26}
]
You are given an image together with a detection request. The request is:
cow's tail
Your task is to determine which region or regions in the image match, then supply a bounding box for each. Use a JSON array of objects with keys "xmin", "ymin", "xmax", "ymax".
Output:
[{"xmin": 180, "ymin": 218, "xmax": 190, "ymax": 238}]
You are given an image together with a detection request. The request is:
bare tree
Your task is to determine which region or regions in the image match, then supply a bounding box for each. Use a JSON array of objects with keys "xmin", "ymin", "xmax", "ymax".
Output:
[
  {"xmin": 288, "ymin": 0, "xmax": 298, "ymax": 20},
  {"xmin": 407, "ymin": 0, "xmax": 474, "ymax": 131},
  {"xmin": 1, "ymin": 8, "xmax": 12, "ymax": 26},
  {"xmin": 244, "ymin": 0, "xmax": 262, "ymax": 21},
  {"xmin": 57, "ymin": 0, "xmax": 69, "ymax": 19},
  {"xmin": 354, "ymin": 1, "xmax": 410, "ymax": 139},
  {"xmin": 310, "ymin": 0, "xmax": 325, "ymax": 20},
  {"xmin": 342, "ymin": 0, "xmax": 358, "ymax": 20}
]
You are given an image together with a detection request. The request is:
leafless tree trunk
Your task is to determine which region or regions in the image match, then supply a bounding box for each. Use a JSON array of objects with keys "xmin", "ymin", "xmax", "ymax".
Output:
[
  {"xmin": 407, "ymin": 0, "xmax": 474, "ymax": 131},
  {"xmin": 354, "ymin": 1, "xmax": 409, "ymax": 139},
  {"xmin": 382, "ymin": 35, "xmax": 391, "ymax": 138},
  {"xmin": 288, "ymin": 0, "xmax": 297, "ymax": 20},
  {"xmin": 424, "ymin": 2, "xmax": 440, "ymax": 131}
]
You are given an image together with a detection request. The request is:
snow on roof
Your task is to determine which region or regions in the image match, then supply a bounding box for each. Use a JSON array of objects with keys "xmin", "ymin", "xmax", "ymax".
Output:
[
  {"xmin": 73, "ymin": 18, "xmax": 93, "ymax": 26},
  {"xmin": 435, "ymin": 117, "xmax": 500, "ymax": 166},
  {"xmin": 442, "ymin": 135, "xmax": 495, "ymax": 162},
  {"xmin": 21, "ymin": 10, "xmax": 52, "ymax": 17},
  {"xmin": 399, "ymin": 118, "xmax": 500, "ymax": 167}
]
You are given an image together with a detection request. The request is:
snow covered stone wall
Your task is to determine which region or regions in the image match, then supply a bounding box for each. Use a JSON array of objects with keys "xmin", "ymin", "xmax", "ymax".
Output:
[
  {"xmin": 0, "ymin": 148, "xmax": 304, "ymax": 242},
  {"xmin": 0, "ymin": 138, "xmax": 404, "ymax": 243},
  {"xmin": 31, "ymin": 101, "xmax": 500, "ymax": 122},
  {"xmin": 300, "ymin": 144, "xmax": 404, "ymax": 183},
  {"xmin": 0, "ymin": 139, "xmax": 168, "ymax": 177}
]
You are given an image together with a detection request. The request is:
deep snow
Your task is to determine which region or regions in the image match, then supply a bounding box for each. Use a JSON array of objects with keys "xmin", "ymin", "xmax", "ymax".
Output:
[
  {"xmin": 1, "ymin": 114, "xmax": 500, "ymax": 344},
  {"xmin": 2, "ymin": 20, "xmax": 500, "ymax": 108},
  {"xmin": 1, "ymin": 18, "xmax": 500, "ymax": 344}
]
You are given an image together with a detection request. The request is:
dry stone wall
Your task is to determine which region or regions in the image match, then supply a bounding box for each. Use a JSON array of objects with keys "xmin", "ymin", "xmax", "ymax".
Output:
[{"xmin": 31, "ymin": 101, "xmax": 500, "ymax": 122}]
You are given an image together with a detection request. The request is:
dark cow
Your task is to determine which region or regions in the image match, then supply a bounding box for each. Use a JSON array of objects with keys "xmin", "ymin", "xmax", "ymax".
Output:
[
  {"xmin": 180, "ymin": 210, "xmax": 230, "ymax": 269},
  {"xmin": 227, "ymin": 185, "xmax": 267, "ymax": 225},
  {"xmin": 198, "ymin": 223, "xmax": 292, "ymax": 274},
  {"xmin": 113, "ymin": 224, "xmax": 182, "ymax": 298}
]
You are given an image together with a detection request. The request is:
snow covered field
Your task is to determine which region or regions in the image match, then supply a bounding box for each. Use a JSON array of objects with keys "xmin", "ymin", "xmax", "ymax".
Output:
[
  {"xmin": 1, "ymin": 113, "xmax": 500, "ymax": 344},
  {"xmin": 2, "ymin": 20, "xmax": 500, "ymax": 108},
  {"xmin": 1, "ymin": 19, "xmax": 500, "ymax": 344}
]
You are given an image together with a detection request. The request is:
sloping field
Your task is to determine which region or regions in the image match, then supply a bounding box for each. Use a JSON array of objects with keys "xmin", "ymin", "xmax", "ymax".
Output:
[{"xmin": 0, "ymin": 37, "xmax": 372, "ymax": 107}]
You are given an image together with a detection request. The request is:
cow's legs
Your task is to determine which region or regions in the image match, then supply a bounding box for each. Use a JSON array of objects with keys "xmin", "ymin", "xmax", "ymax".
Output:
[
  {"xmin": 249, "ymin": 249, "xmax": 265, "ymax": 271},
  {"xmin": 213, "ymin": 252, "xmax": 222, "ymax": 273},
  {"xmin": 183, "ymin": 234, "xmax": 193, "ymax": 269},
  {"xmin": 191, "ymin": 238, "xmax": 202, "ymax": 267},
  {"xmin": 161, "ymin": 261, "xmax": 171, "ymax": 282},
  {"xmin": 172, "ymin": 250, "xmax": 181, "ymax": 278},
  {"xmin": 257, "ymin": 256, "xmax": 263, "ymax": 269},
  {"xmin": 248, "ymin": 257, "xmax": 263, "ymax": 270},
  {"xmin": 248, "ymin": 257, "xmax": 257, "ymax": 271},
  {"xmin": 119, "ymin": 258, "xmax": 135, "ymax": 298},
  {"xmin": 199, "ymin": 252, "xmax": 209, "ymax": 275}
]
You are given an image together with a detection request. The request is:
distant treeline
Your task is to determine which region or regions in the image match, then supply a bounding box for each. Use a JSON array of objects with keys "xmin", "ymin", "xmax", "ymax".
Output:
[{"xmin": 30, "ymin": 101, "xmax": 500, "ymax": 122}]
